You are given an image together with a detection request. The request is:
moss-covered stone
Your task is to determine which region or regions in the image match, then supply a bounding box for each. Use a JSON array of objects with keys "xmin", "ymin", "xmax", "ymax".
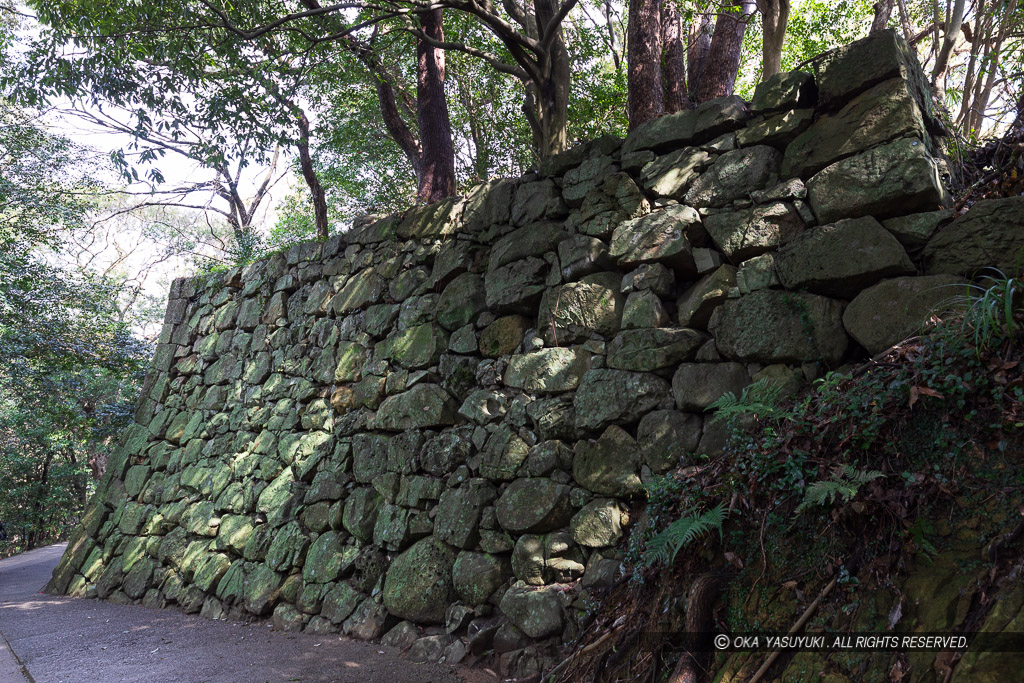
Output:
[{"xmin": 382, "ymin": 537, "xmax": 456, "ymax": 624}]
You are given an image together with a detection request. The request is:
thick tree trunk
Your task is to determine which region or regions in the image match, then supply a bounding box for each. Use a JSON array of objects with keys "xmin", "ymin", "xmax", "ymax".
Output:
[
  {"xmin": 870, "ymin": 0, "xmax": 896, "ymax": 32},
  {"xmin": 687, "ymin": 10, "xmax": 713, "ymax": 100},
  {"xmin": 693, "ymin": 0, "xmax": 755, "ymax": 103},
  {"xmin": 627, "ymin": 0, "xmax": 665, "ymax": 128},
  {"xmin": 757, "ymin": 0, "xmax": 790, "ymax": 81},
  {"xmin": 661, "ymin": 4, "xmax": 691, "ymax": 113},
  {"xmin": 416, "ymin": 8, "xmax": 456, "ymax": 202},
  {"xmin": 528, "ymin": 0, "xmax": 571, "ymax": 158}
]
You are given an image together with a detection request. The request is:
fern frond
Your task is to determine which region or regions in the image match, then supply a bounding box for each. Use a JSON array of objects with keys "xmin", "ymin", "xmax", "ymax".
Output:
[
  {"xmin": 644, "ymin": 502, "xmax": 728, "ymax": 566},
  {"xmin": 794, "ymin": 466, "xmax": 884, "ymax": 516},
  {"xmin": 707, "ymin": 378, "xmax": 788, "ymax": 424}
]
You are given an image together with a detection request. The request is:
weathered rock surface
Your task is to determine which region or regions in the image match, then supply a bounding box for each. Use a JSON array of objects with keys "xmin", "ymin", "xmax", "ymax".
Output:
[
  {"xmin": 710, "ymin": 290, "xmax": 849, "ymax": 364},
  {"xmin": 573, "ymin": 370, "xmax": 671, "ymax": 431},
  {"xmin": 921, "ymin": 197, "xmax": 1024, "ymax": 276},
  {"xmin": 684, "ymin": 146, "xmax": 782, "ymax": 208},
  {"xmin": 573, "ymin": 425, "xmax": 643, "ymax": 497},
  {"xmin": 382, "ymin": 537, "xmax": 456, "ymax": 624},
  {"xmin": 672, "ymin": 362, "xmax": 752, "ymax": 412},
  {"xmin": 783, "ymin": 78, "xmax": 928, "ymax": 178},
  {"xmin": 843, "ymin": 275, "xmax": 966, "ymax": 355},
  {"xmin": 504, "ymin": 347, "xmax": 592, "ymax": 393},
  {"xmin": 807, "ymin": 137, "xmax": 950, "ymax": 225},
  {"xmin": 775, "ymin": 217, "xmax": 915, "ymax": 298},
  {"xmin": 538, "ymin": 272, "xmax": 625, "ymax": 345},
  {"xmin": 605, "ymin": 328, "xmax": 706, "ymax": 372},
  {"xmin": 705, "ymin": 202, "xmax": 804, "ymax": 262}
]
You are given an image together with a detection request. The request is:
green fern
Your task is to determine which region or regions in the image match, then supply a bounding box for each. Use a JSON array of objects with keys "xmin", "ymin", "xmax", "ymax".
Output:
[
  {"xmin": 707, "ymin": 377, "xmax": 788, "ymax": 424},
  {"xmin": 794, "ymin": 465, "xmax": 884, "ymax": 516},
  {"xmin": 644, "ymin": 502, "xmax": 728, "ymax": 566}
]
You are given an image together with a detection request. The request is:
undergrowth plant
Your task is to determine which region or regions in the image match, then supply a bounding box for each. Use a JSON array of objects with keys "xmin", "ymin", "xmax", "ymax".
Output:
[
  {"xmin": 793, "ymin": 465, "xmax": 885, "ymax": 516},
  {"xmin": 706, "ymin": 377, "xmax": 790, "ymax": 424},
  {"xmin": 644, "ymin": 502, "xmax": 728, "ymax": 566},
  {"xmin": 948, "ymin": 268, "xmax": 1024, "ymax": 352}
]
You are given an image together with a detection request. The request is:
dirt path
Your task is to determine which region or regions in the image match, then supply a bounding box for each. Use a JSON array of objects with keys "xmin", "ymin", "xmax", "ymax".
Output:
[{"xmin": 0, "ymin": 544, "xmax": 495, "ymax": 683}]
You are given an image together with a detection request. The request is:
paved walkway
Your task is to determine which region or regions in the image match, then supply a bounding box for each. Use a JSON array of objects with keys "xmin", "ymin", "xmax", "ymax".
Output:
[{"xmin": 0, "ymin": 544, "xmax": 493, "ymax": 683}]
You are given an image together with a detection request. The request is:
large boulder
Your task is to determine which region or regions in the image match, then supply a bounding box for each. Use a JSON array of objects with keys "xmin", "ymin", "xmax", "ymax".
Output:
[
  {"xmin": 504, "ymin": 347, "xmax": 593, "ymax": 393},
  {"xmin": 750, "ymin": 70, "xmax": 816, "ymax": 114},
  {"xmin": 639, "ymin": 147, "xmax": 711, "ymax": 198},
  {"xmin": 453, "ymin": 552, "xmax": 512, "ymax": 605},
  {"xmin": 571, "ymin": 499, "xmax": 624, "ymax": 548},
  {"xmin": 375, "ymin": 384, "xmax": 459, "ymax": 431},
  {"xmin": 684, "ymin": 146, "xmax": 782, "ymax": 208},
  {"xmin": 557, "ymin": 235, "xmax": 614, "ymax": 282},
  {"xmin": 382, "ymin": 537, "xmax": 456, "ymax": 624},
  {"xmin": 484, "ymin": 258, "xmax": 548, "ymax": 311},
  {"xmin": 736, "ymin": 109, "xmax": 814, "ymax": 148},
  {"xmin": 538, "ymin": 272, "xmax": 625, "ymax": 345},
  {"xmin": 814, "ymin": 29, "xmax": 936, "ymax": 126},
  {"xmin": 436, "ymin": 273, "xmax": 487, "ymax": 331},
  {"xmin": 573, "ymin": 425, "xmax": 643, "ymax": 497},
  {"xmin": 672, "ymin": 362, "xmax": 752, "ymax": 412},
  {"xmin": 609, "ymin": 205, "xmax": 703, "ymax": 276},
  {"xmin": 562, "ymin": 156, "xmax": 619, "ymax": 207},
  {"xmin": 461, "ymin": 179, "xmax": 516, "ymax": 232},
  {"xmin": 709, "ymin": 290, "xmax": 849, "ymax": 364},
  {"xmin": 495, "ymin": 477, "xmax": 573, "ymax": 534},
  {"xmin": 775, "ymin": 216, "xmax": 915, "ymax": 298},
  {"xmin": 489, "ymin": 222, "xmax": 572, "ymax": 270},
  {"xmin": 637, "ymin": 410, "xmax": 703, "ymax": 473},
  {"xmin": 605, "ymin": 328, "xmax": 706, "ymax": 372},
  {"xmin": 512, "ymin": 179, "xmax": 569, "ymax": 226},
  {"xmin": 704, "ymin": 202, "xmax": 805, "ymax": 262},
  {"xmin": 434, "ymin": 479, "xmax": 497, "ymax": 549},
  {"xmin": 374, "ymin": 324, "xmax": 447, "ymax": 370},
  {"xmin": 573, "ymin": 369, "xmax": 671, "ymax": 431},
  {"xmin": 571, "ymin": 173, "xmax": 650, "ymax": 238},
  {"xmin": 922, "ymin": 197, "xmax": 1024, "ymax": 276},
  {"xmin": 782, "ymin": 78, "xmax": 929, "ymax": 178},
  {"xmin": 623, "ymin": 95, "xmax": 749, "ymax": 155},
  {"xmin": 843, "ymin": 275, "xmax": 967, "ymax": 355},
  {"xmin": 806, "ymin": 137, "xmax": 950, "ymax": 225},
  {"xmin": 499, "ymin": 583, "xmax": 565, "ymax": 639}
]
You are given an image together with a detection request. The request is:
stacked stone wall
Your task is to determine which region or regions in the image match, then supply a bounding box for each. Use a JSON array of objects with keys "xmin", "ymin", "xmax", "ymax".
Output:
[{"xmin": 47, "ymin": 29, "xmax": 1024, "ymax": 678}]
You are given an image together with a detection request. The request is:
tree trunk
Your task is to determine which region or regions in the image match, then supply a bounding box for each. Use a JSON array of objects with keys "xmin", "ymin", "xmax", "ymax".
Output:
[
  {"xmin": 628, "ymin": 0, "xmax": 666, "ymax": 128},
  {"xmin": 693, "ymin": 0, "xmax": 755, "ymax": 103},
  {"xmin": 661, "ymin": 3, "xmax": 691, "ymax": 112},
  {"xmin": 527, "ymin": 0, "xmax": 571, "ymax": 158},
  {"xmin": 416, "ymin": 8, "xmax": 456, "ymax": 202},
  {"xmin": 296, "ymin": 110, "xmax": 329, "ymax": 240},
  {"xmin": 687, "ymin": 10, "xmax": 713, "ymax": 100},
  {"xmin": 930, "ymin": 0, "xmax": 966, "ymax": 96},
  {"xmin": 757, "ymin": 0, "xmax": 790, "ymax": 81},
  {"xmin": 870, "ymin": 0, "xmax": 895, "ymax": 33}
]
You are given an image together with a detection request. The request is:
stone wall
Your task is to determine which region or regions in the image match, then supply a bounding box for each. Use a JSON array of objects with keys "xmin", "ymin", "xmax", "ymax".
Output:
[{"xmin": 46, "ymin": 29, "xmax": 1024, "ymax": 678}]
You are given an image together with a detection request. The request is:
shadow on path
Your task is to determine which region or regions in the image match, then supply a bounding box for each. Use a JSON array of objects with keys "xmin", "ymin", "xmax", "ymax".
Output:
[{"xmin": 0, "ymin": 544, "xmax": 488, "ymax": 683}]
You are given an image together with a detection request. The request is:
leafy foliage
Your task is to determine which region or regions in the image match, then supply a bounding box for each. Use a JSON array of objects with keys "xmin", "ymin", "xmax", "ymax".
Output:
[
  {"xmin": 948, "ymin": 269, "xmax": 1024, "ymax": 352},
  {"xmin": 0, "ymin": 75, "xmax": 151, "ymax": 554},
  {"xmin": 793, "ymin": 465, "xmax": 884, "ymax": 516},
  {"xmin": 706, "ymin": 377, "xmax": 790, "ymax": 424},
  {"xmin": 644, "ymin": 502, "xmax": 728, "ymax": 566}
]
